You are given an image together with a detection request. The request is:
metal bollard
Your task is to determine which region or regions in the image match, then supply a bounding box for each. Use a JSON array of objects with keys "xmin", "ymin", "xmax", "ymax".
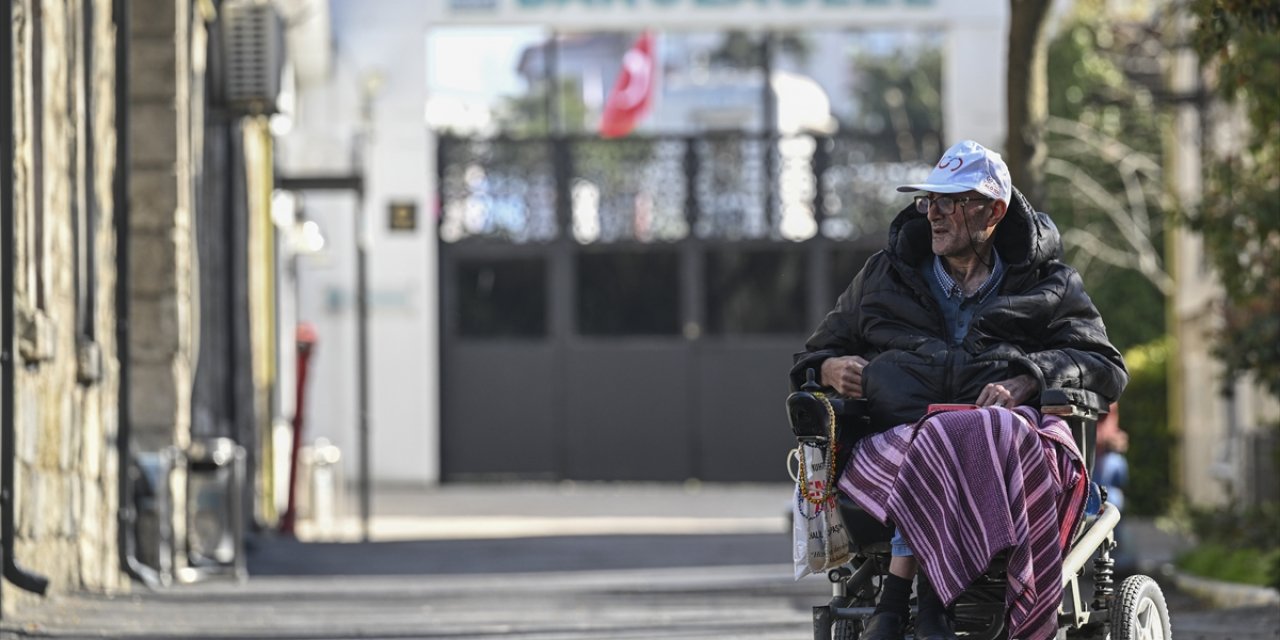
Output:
[{"xmin": 302, "ymin": 438, "xmax": 342, "ymax": 539}]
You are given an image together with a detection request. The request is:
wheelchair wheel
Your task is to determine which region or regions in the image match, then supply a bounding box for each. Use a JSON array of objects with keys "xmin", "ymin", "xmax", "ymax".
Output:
[
  {"xmin": 1109, "ymin": 575, "xmax": 1171, "ymax": 640},
  {"xmin": 832, "ymin": 618, "xmax": 863, "ymax": 640}
]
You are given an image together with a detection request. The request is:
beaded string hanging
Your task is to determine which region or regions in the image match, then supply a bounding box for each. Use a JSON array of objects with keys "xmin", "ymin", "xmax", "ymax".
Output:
[{"xmin": 796, "ymin": 392, "xmax": 839, "ymax": 506}]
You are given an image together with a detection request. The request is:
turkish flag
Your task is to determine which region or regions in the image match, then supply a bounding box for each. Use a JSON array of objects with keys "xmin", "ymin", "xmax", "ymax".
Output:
[{"xmin": 600, "ymin": 32, "xmax": 656, "ymax": 138}]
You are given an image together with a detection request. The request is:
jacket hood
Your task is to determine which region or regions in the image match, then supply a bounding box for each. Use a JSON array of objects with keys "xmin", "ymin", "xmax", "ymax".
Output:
[{"xmin": 885, "ymin": 186, "xmax": 1063, "ymax": 272}]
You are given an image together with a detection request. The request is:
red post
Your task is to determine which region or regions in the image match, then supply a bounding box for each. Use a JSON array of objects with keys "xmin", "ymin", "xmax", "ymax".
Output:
[{"xmin": 280, "ymin": 323, "xmax": 318, "ymax": 535}]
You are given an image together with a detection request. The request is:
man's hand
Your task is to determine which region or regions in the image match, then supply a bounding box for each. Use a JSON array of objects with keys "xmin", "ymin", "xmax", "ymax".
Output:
[
  {"xmin": 976, "ymin": 374, "xmax": 1039, "ymax": 408},
  {"xmin": 821, "ymin": 355, "xmax": 869, "ymax": 398}
]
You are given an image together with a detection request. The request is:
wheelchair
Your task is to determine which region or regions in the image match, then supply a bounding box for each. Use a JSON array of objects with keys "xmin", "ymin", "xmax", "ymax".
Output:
[{"xmin": 786, "ymin": 370, "xmax": 1172, "ymax": 640}]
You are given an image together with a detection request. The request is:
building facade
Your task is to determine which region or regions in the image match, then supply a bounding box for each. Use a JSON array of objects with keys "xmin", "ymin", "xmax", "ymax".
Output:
[
  {"xmin": 4, "ymin": 0, "xmax": 311, "ymax": 613},
  {"xmin": 277, "ymin": 0, "xmax": 1013, "ymax": 490},
  {"xmin": 4, "ymin": 0, "xmax": 125, "ymax": 607},
  {"xmin": 1166, "ymin": 35, "xmax": 1280, "ymax": 507}
]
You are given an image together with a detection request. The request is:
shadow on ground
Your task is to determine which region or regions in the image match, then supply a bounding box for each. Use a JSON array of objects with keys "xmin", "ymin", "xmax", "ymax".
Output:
[{"xmin": 247, "ymin": 532, "xmax": 790, "ymax": 577}]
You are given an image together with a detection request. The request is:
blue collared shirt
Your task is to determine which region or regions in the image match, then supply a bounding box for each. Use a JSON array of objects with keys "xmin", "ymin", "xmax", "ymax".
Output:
[{"xmin": 921, "ymin": 252, "xmax": 1006, "ymax": 347}]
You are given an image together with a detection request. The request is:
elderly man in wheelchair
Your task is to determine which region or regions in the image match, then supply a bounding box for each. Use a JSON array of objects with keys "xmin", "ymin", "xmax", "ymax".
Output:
[{"xmin": 786, "ymin": 141, "xmax": 1170, "ymax": 640}]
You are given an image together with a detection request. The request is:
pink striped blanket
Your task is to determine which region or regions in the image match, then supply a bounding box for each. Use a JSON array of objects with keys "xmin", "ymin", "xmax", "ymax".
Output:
[{"xmin": 836, "ymin": 406, "xmax": 1089, "ymax": 640}]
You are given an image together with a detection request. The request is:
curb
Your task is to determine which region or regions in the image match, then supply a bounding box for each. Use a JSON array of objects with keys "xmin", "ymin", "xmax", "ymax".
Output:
[{"xmin": 1163, "ymin": 566, "xmax": 1280, "ymax": 609}]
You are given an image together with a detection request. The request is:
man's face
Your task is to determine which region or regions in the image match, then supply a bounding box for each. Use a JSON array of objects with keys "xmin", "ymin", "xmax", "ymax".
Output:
[{"xmin": 921, "ymin": 191, "xmax": 996, "ymax": 258}]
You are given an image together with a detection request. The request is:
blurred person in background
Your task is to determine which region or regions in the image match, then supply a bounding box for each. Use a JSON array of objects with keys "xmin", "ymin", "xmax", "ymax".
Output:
[{"xmin": 1095, "ymin": 403, "xmax": 1134, "ymax": 573}]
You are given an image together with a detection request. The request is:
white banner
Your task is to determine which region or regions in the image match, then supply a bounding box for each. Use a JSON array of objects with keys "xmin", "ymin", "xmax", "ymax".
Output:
[{"xmin": 427, "ymin": 0, "xmax": 1000, "ymax": 30}]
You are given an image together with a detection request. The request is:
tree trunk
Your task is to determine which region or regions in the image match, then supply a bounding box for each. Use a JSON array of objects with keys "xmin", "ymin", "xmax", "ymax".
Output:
[{"xmin": 1006, "ymin": 0, "xmax": 1054, "ymax": 206}]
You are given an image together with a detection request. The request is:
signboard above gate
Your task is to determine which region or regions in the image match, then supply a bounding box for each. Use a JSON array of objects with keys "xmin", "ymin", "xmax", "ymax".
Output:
[{"xmin": 429, "ymin": 0, "xmax": 998, "ymax": 30}]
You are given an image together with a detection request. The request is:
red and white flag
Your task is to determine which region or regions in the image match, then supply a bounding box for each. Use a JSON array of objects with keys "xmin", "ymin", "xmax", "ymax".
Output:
[{"xmin": 600, "ymin": 31, "xmax": 656, "ymax": 138}]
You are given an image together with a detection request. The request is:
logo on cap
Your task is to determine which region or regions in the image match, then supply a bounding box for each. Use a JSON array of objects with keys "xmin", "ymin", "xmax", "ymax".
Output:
[{"xmin": 938, "ymin": 156, "xmax": 964, "ymax": 172}]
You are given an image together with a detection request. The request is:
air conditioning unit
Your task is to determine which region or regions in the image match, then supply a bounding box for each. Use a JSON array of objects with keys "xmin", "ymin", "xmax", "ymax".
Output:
[{"xmin": 222, "ymin": 0, "xmax": 284, "ymax": 114}]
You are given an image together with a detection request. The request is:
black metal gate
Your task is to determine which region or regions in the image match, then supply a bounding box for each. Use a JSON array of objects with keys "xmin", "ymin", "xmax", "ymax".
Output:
[{"xmin": 436, "ymin": 132, "xmax": 928, "ymax": 481}]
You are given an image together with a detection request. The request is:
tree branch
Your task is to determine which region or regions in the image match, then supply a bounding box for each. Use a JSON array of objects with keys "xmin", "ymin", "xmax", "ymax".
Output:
[
  {"xmin": 1062, "ymin": 227, "xmax": 1174, "ymax": 295},
  {"xmin": 1046, "ymin": 116, "xmax": 1162, "ymax": 177},
  {"xmin": 1045, "ymin": 157, "xmax": 1173, "ymax": 294}
]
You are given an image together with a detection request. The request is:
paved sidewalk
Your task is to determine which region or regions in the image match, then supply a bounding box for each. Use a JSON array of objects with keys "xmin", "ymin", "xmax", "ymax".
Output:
[
  {"xmin": 4, "ymin": 482, "xmax": 1276, "ymax": 639},
  {"xmin": 1122, "ymin": 515, "xmax": 1280, "ymax": 609},
  {"xmin": 296, "ymin": 481, "xmax": 794, "ymax": 541},
  {"xmin": 1123, "ymin": 515, "xmax": 1191, "ymax": 573},
  {"xmin": 0, "ymin": 483, "xmax": 810, "ymax": 640}
]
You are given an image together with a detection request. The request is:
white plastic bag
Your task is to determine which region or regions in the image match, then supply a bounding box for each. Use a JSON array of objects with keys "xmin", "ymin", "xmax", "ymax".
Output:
[{"xmin": 792, "ymin": 444, "xmax": 853, "ymax": 579}]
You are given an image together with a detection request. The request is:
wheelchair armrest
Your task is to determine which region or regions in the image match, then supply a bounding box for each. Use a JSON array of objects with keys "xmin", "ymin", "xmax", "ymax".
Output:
[
  {"xmin": 1039, "ymin": 387, "xmax": 1107, "ymax": 417},
  {"xmin": 786, "ymin": 368, "xmax": 869, "ymax": 446},
  {"xmin": 786, "ymin": 390, "xmax": 868, "ymax": 445},
  {"xmin": 1039, "ymin": 388, "xmax": 1106, "ymax": 473}
]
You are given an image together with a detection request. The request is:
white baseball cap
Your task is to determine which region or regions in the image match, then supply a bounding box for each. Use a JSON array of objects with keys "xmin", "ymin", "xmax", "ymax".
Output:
[{"xmin": 896, "ymin": 139, "xmax": 1012, "ymax": 205}]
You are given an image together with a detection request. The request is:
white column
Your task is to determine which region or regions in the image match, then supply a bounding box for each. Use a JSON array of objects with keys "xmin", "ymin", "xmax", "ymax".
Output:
[
  {"xmin": 351, "ymin": 1, "xmax": 437, "ymax": 486},
  {"xmin": 943, "ymin": 23, "xmax": 1009, "ymax": 150}
]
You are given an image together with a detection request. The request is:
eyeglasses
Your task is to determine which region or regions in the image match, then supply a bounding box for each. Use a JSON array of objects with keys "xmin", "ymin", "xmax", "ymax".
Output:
[{"xmin": 914, "ymin": 195, "xmax": 991, "ymax": 215}]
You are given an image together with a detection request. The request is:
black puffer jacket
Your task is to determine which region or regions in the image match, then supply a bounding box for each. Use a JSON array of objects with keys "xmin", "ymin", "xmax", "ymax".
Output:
[{"xmin": 791, "ymin": 188, "xmax": 1128, "ymax": 428}]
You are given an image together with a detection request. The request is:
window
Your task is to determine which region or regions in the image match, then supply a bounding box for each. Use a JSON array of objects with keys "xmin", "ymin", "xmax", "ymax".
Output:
[
  {"xmin": 577, "ymin": 251, "xmax": 679, "ymax": 336},
  {"xmin": 457, "ymin": 257, "xmax": 548, "ymax": 338},
  {"xmin": 706, "ymin": 248, "xmax": 806, "ymax": 335}
]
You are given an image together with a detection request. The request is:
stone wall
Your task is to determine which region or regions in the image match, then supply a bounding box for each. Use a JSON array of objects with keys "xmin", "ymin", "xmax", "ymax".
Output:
[
  {"xmin": 5, "ymin": 0, "xmax": 212, "ymax": 611},
  {"xmin": 126, "ymin": 0, "xmax": 203, "ymax": 575},
  {"xmin": 6, "ymin": 0, "xmax": 123, "ymax": 609},
  {"xmin": 127, "ymin": 0, "xmax": 195, "ymax": 455}
]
